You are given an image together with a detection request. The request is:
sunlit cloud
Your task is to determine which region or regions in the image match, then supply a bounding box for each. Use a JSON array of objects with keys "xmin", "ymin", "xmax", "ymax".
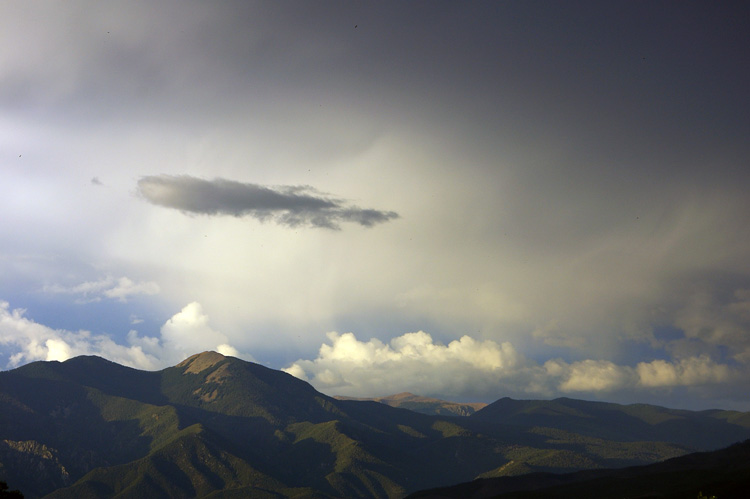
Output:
[
  {"xmin": 285, "ymin": 331, "xmax": 744, "ymax": 401},
  {"xmin": 156, "ymin": 301, "xmax": 243, "ymax": 362},
  {"xmin": 0, "ymin": 300, "xmax": 160, "ymax": 369},
  {"xmin": 0, "ymin": 300, "xmax": 248, "ymax": 370},
  {"xmin": 284, "ymin": 331, "xmax": 532, "ymax": 398}
]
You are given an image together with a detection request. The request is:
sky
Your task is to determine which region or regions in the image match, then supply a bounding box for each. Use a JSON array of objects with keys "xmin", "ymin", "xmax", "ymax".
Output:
[{"xmin": 2, "ymin": 1, "xmax": 750, "ymax": 411}]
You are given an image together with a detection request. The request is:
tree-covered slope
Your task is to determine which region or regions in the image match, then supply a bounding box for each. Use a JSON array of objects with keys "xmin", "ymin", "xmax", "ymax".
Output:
[{"xmin": 44, "ymin": 424, "xmax": 299, "ymax": 499}]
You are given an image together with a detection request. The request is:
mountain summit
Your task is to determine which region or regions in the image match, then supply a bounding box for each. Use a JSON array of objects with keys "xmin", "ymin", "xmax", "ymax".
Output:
[{"xmin": 176, "ymin": 351, "xmax": 227, "ymax": 372}]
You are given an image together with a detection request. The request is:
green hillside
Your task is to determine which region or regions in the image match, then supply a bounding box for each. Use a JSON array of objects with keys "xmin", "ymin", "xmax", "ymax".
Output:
[{"xmin": 1, "ymin": 352, "xmax": 749, "ymax": 498}]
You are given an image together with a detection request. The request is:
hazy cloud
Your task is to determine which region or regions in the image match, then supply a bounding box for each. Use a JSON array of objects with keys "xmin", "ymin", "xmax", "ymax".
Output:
[
  {"xmin": 673, "ymin": 288, "xmax": 750, "ymax": 363},
  {"xmin": 137, "ymin": 175, "xmax": 399, "ymax": 229},
  {"xmin": 103, "ymin": 277, "xmax": 160, "ymax": 302},
  {"xmin": 44, "ymin": 276, "xmax": 160, "ymax": 303}
]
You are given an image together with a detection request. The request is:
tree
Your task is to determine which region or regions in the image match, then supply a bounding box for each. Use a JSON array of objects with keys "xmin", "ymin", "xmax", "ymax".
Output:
[{"xmin": 0, "ymin": 481, "xmax": 23, "ymax": 498}]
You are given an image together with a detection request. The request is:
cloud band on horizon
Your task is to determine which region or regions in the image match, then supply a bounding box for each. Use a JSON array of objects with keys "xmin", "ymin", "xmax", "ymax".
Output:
[
  {"xmin": 283, "ymin": 331, "xmax": 741, "ymax": 401},
  {"xmin": 137, "ymin": 175, "xmax": 399, "ymax": 229}
]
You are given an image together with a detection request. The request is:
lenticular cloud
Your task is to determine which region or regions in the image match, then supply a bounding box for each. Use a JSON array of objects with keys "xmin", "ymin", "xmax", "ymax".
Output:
[{"xmin": 137, "ymin": 175, "xmax": 399, "ymax": 229}]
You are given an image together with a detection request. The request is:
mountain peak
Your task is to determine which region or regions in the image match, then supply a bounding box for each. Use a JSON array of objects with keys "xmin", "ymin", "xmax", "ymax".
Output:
[{"xmin": 176, "ymin": 351, "xmax": 226, "ymax": 374}]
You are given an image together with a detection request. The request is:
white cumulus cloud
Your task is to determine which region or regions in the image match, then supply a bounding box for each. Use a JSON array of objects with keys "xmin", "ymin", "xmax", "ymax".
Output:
[
  {"xmin": 0, "ymin": 300, "xmax": 247, "ymax": 370},
  {"xmin": 284, "ymin": 331, "xmax": 539, "ymax": 399},
  {"xmin": 157, "ymin": 301, "xmax": 243, "ymax": 363},
  {"xmin": 0, "ymin": 300, "xmax": 161, "ymax": 369},
  {"xmin": 284, "ymin": 331, "xmax": 744, "ymax": 401}
]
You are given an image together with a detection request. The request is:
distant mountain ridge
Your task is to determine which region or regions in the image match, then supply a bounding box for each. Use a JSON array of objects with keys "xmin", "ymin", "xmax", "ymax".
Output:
[
  {"xmin": 335, "ymin": 392, "xmax": 487, "ymax": 416},
  {"xmin": 471, "ymin": 396, "xmax": 750, "ymax": 450},
  {"xmin": 1, "ymin": 352, "xmax": 749, "ymax": 498}
]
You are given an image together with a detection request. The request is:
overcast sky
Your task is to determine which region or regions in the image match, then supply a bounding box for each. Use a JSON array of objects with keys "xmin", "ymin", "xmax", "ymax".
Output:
[{"xmin": 2, "ymin": 1, "xmax": 749, "ymax": 410}]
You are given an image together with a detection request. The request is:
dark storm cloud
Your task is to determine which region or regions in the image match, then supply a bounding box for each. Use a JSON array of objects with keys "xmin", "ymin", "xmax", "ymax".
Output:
[{"xmin": 137, "ymin": 175, "xmax": 398, "ymax": 229}]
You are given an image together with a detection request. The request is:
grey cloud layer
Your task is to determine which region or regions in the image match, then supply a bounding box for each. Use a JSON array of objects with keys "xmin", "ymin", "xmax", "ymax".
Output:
[{"xmin": 137, "ymin": 175, "xmax": 398, "ymax": 229}]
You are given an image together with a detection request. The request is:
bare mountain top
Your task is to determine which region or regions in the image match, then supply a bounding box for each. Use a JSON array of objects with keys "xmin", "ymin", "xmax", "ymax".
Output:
[{"xmin": 176, "ymin": 351, "xmax": 227, "ymax": 374}]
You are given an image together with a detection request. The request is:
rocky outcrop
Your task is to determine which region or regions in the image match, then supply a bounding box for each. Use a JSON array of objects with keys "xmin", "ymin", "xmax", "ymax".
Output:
[{"xmin": 0, "ymin": 440, "xmax": 70, "ymax": 497}]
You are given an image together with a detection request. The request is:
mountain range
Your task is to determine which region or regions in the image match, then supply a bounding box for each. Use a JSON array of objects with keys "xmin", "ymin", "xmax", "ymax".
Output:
[{"xmin": 1, "ymin": 352, "xmax": 749, "ymax": 498}]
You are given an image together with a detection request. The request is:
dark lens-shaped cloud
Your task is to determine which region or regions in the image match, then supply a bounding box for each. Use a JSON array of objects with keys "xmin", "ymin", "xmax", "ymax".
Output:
[{"xmin": 137, "ymin": 175, "xmax": 399, "ymax": 229}]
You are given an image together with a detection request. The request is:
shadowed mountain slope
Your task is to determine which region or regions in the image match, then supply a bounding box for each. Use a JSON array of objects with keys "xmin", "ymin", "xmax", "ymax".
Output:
[
  {"xmin": 1, "ymin": 352, "xmax": 749, "ymax": 498},
  {"xmin": 407, "ymin": 439, "xmax": 750, "ymax": 499}
]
